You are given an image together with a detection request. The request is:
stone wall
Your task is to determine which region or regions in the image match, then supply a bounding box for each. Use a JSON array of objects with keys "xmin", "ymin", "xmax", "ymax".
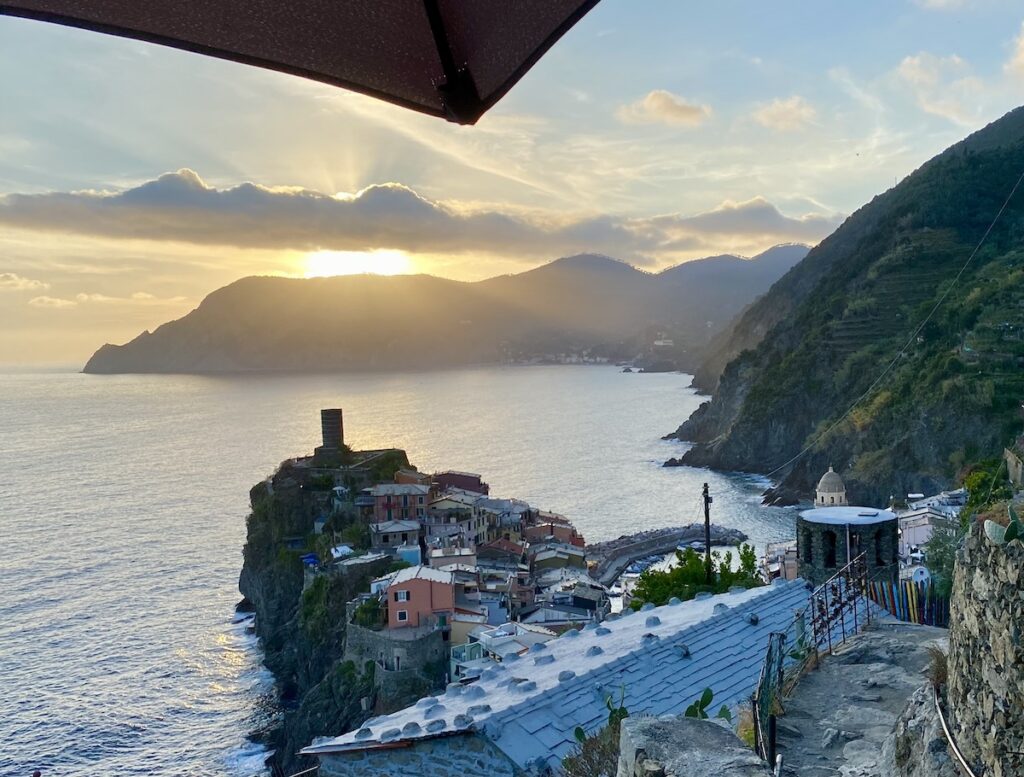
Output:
[
  {"xmin": 317, "ymin": 732, "xmax": 518, "ymax": 777},
  {"xmin": 616, "ymin": 716, "xmax": 771, "ymax": 777},
  {"xmin": 344, "ymin": 622, "xmax": 447, "ymax": 676},
  {"xmin": 796, "ymin": 517, "xmax": 898, "ymax": 586},
  {"xmin": 947, "ymin": 522, "xmax": 1024, "ymax": 777}
]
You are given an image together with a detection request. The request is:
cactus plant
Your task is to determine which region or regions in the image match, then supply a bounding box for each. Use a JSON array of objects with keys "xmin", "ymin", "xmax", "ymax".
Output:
[
  {"xmin": 1006, "ymin": 504, "xmax": 1022, "ymax": 543},
  {"xmin": 985, "ymin": 520, "xmax": 1007, "ymax": 545},
  {"xmin": 684, "ymin": 687, "xmax": 733, "ymax": 723},
  {"xmin": 985, "ymin": 504, "xmax": 1023, "ymax": 545}
]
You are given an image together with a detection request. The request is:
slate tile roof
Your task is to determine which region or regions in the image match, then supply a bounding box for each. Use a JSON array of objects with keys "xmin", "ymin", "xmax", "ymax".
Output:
[{"xmin": 303, "ymin": 579, "xmax": 814, "ymax": 770}]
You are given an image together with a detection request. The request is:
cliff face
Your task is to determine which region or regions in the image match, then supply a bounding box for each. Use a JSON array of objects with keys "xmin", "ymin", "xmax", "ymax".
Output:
[
  {"xmin": 673, "ymin": 107, "xmax": 1024, "ymax": 502},
  {"xmin": 239, "ymin": 457, "xmax": 426, "ymax": 774}
]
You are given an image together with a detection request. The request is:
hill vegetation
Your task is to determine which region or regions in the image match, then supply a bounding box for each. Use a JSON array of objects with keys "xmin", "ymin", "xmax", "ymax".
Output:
[
  {"xmin": 674, "ymin": 107, "xmax": 1024, "ymax": 504},
  {"xmin": 82, "ymin": 246, "xmax": 806, "ymax": 374}
]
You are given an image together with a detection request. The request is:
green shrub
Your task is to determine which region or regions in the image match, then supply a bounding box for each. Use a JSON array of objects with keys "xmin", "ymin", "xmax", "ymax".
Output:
[{"xmin": 629, "ymin": 545, "xmax": 763, "ymax": 610}]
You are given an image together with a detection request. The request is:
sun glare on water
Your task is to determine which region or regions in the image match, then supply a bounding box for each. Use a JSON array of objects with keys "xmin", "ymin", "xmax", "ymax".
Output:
[{"xmin": 303, "ymin": 249, "xmax": 412, "ymax": 277}]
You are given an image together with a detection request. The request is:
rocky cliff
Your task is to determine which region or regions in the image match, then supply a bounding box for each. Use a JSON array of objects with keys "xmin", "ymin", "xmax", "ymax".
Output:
[
  {"xmin": 673, "ymin": 107, "xmax": 1024, "ymax": 503},
  {"xmin": 239, "ymin": 455, "xmax": 434, "ymax": 774}
]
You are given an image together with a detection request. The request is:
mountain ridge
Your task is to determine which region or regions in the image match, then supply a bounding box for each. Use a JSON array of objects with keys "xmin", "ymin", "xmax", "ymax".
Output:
[
  {"xmin": 83, "ymin": 244, "xmax": 808, "ymax": 374},
  {"xmin": 672, "ymin": 106, "xmax": 1024, "ymax": 503}
]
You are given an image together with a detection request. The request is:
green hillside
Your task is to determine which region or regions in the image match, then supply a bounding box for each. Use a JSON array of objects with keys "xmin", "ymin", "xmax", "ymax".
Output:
[{"xmin": 675, "ymin": 107, "xmax": 1024, "ymax": 504}]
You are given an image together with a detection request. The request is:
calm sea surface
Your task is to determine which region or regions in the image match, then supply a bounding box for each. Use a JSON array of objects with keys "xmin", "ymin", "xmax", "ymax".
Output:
[{"xmin": 0, "ymin": 365, "xmax": 796, "ymax": 776}]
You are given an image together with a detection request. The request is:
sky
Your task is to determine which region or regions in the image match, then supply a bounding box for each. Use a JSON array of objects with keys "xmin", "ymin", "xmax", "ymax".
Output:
[{"xmin": 3, "ymin": 0, "xmax": 1024, "ymax": 364}]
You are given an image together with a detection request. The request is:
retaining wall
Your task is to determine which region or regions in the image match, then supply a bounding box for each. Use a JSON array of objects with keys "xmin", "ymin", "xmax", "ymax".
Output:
[{"xmin": 947, "ymin": 522, "xmax": 1024, "ymax": 777}]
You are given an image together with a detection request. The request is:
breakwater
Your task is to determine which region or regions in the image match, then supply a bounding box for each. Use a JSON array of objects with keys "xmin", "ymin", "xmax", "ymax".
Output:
[{"xmin": 588, "ymin": 524, "xmax": 748, "ymax": 586}]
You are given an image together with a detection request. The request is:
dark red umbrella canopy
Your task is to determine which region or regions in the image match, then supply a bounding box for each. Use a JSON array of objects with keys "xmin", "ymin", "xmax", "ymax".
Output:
[{"xmin": 1, "ymin": 0, "xmax": 600, "ymax": 124}]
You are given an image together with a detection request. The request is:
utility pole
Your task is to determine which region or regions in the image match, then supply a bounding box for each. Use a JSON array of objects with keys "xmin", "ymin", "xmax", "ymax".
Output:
[{"xmin": 702, "ymin": 482, "xmax": 713, "ymax": 584}]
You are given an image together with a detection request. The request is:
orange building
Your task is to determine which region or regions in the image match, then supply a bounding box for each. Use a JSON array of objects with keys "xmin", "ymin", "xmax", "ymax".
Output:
[{"xmin": 385, "ymin": 566, "xmax": 456, "ymax": 629}]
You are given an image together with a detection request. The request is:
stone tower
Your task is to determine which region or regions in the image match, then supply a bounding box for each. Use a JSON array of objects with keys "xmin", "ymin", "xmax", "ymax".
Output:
[
  {"xmin": 815, "ymin": 466, "xmax": 848, "ymax": 506},
  {"xmin": 320, "ymin": 408, "xmax": 345, "ymax": 451},
  {"xmin": 314, "ymin": 408, "xmax": 345, "ymax": 464}
]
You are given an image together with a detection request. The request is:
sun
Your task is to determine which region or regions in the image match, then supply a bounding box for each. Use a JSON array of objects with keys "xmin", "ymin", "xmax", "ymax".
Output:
[{"xmin": 303, "ymin": 249, "xmax": 412, "ymax": 277}]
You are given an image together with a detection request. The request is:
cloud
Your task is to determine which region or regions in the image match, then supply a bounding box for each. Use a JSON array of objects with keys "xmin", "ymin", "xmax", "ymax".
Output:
[
  {"xmin": 1006, "ymin": 23, "xmax": 1024, "ymax": 76},
  {"xmin": 27, "ymin": 291, "xmax": 187, "ymax": 309},
  {"xmin": 616, "ymin": 90, "xmax": 711, "ymax": 127},
  {"xmin": 0, "ymin": 169, "xmax": 841, "ymax": 263},
  {"xmin": 896, "ymin": 53, "xmax": 985, "ymax": 125},
  {"xmin": 753, "ymin": 96, "xmax": 817, "ymax": 131},
  {"xmin": 28, "ymin": 295, "xmax": 76, "ymax": 308},
  {"xmin": 912, "ymin": 0, "xmax": 968, "ymax": 9},
  {"xmin": 0, "ymin": 272, "xmax": 49, "ymax": 291},
  {"xmin": 648, "ymin": 197, "xmax": 842, "ymax": 247}
]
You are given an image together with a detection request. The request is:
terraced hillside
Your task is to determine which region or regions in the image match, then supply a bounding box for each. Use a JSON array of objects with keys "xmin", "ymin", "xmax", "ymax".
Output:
[{"xmin": 674, "ymin": 107, "xmax": 1024, "ymax": 504}]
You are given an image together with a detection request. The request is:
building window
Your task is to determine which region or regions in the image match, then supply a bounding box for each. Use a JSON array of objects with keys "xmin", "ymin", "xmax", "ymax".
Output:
[
  {"xmin": 875, "ymin": 530, "xmax": 885, "ymax": 567},
  {"xmin": 801, "ymin": 528, "xmax": 813, "ymax": 563},
  {"xmin": 402, "ymin": 495, "xmax": 409, "ymax": 507},
  {"xmin": 418, "ymin": 496, "xmax": 424, "ymax": 505},
  {"xmin": 395, "ymin": 590, "xmax": 410, "ymax": 602},
  {"xmin": 397, "ymin": 610, "xmax": 408, "ymax": 622}
]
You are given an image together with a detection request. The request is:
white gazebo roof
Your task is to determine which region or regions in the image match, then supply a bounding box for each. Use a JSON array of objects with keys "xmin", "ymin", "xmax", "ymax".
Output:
[{"xmin": 799, "ymin": 506, "xmax": 895, "ymax": 526}]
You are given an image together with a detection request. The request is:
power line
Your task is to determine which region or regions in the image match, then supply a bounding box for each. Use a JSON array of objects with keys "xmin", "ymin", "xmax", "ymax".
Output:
[{"xmin": 764, "ymin": 164, "xmax": 1024, "ymax": 480}]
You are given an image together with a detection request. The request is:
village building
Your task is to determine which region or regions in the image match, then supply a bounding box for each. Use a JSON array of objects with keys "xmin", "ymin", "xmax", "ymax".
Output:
[
  {"xmin": 394, "ymin": 468, "xmax": 433, "ymax": 486},
  {"xmin": 383, "ymin": 566, "xmax": 457, "ymax": 631},
  {"xmin": 529, "ymin": 543, "xmax": 586, "ymax": 571},
  {"xmin": 523, "ymin": 510, "xmax": 585, "ymax": 547},
  {"xmin": 370, "ymin": 483, "xmax": 431, "ymax": 523},
  {"xmin": 904, "ymin": 488, "xmax": 966, "ymax": 516},
  {"xmin": 897, "ymin": 506, "xmax": 955, "ymax": 558},
  {"xmin": 475, "ymin": 498, "xmax": 533, "ymax": 542},
  {"xmin": 428, "ymin": 546, "xmax": 477, "ymax": 570},
  {"xmin": 369, "ymin": 519, "xmax": 421, "ymax": 553},
  {"xmin": 379, "ymin": 565, "xmax": 487, "ymax": 644},
  {"xmin": 434, "ymin": 470, "xmax": 490, "ymax": 495},
  {"xmin": 304, "ymin": 579, "xmax": 812, "ymax": 776},
  {"xmin": 425, "ymin": 490, "xmax": 489, "ymax": 545},
  {"xmin": 519, "ymin": 600, "xmax": 597, "ymax": 629},
  {"xmin": 477, "ymin": 538, "xmax": 525, "ymax": 564}
]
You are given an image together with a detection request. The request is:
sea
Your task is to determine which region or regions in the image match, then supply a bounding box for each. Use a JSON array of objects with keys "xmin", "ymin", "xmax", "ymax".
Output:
[{"xmin": 0, "ymin": 364, "xmax": 797, "ymax": 776}]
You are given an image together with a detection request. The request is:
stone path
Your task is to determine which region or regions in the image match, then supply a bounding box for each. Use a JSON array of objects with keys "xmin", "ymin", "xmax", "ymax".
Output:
[{"xmin": 775, "ymin": 618, "xmax": 948, "ymax": 777}]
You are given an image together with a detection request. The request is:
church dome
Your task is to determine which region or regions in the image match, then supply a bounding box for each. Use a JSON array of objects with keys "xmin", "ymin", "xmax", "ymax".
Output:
[{"xmin": 817, "ymin": 466, "xmax": 845, "ymax": 494}]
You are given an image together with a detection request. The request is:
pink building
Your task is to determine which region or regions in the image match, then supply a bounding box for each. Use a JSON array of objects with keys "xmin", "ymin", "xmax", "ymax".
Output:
[
  {"xmin": 524, "ymin": 514, "xmax": 585, "ymax": 547},
  {"xmin": 385, "ymin": 566, "xmax": 456, "ymax": 629},
  {"xmin": 434, "ymin": 470, "xmax": 490, "ymax": 495},
  {"xmin": 370, "ymin": 483, "xmax": 431, "ymax": 523}
]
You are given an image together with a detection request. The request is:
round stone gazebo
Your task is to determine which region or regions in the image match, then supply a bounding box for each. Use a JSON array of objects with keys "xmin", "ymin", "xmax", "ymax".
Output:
[{"xmin": 796, "ymin": 505, "xmax": 899, "ymax": 586}]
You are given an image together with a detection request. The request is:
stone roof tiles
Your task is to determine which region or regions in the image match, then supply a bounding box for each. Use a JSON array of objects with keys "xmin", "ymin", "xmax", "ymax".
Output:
[{"xmin": 303, "ymin": 579, "xmax": 813, "ymax": 769}]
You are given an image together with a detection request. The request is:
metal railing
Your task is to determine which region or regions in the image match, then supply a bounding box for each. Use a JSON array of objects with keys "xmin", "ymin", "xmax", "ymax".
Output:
[
  {"xmin": 752, "ymin": 631, "xmax": 787, "ymax": 764},
  {"xmin": 753, "ymin": 554, "xmax": 872, "ymax": 768},
  {"xmin": 809, "ymin": 552, "xmax": 870, "ymax": 655},
  {"xmin": 933, "ymin": 686, "xmax": 980, "ymax": 777},
  {"xmin": 278, "ymin": 765, "xmax": 318, "ymax": 777}
]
